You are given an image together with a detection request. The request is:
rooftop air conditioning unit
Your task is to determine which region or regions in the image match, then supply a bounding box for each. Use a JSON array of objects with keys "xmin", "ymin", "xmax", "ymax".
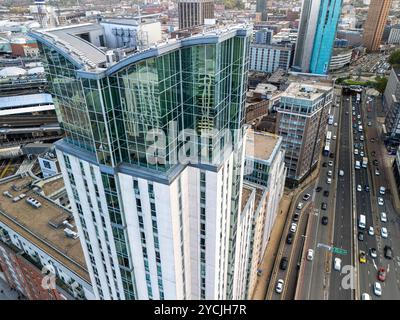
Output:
[{"xmin": 64, "ymin": 228, "xmax": 79, "ymax": 239}]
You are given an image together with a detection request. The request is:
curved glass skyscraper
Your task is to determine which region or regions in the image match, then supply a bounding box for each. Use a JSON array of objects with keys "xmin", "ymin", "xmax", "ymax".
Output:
[{"xmin": 30, "ymin": 22, "xmax": 253, "ymax": 300}]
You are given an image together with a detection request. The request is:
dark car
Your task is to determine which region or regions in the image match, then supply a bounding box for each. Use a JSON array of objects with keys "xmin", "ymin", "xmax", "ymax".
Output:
[
  {"xmin": 286, "ymin": 233, "xmax": 293, "ymax": 245},
  {"xmin": 358, "ymin": 231, "xmax": 364, "ymax": 242},
  {"xmin": 329, "ymin": 153, "xmax": 335, "ymax": 159},
  {"xmin": 323, "ymin": 190, "xmax": 330, "ymax": 197},
  {"xmin": 322, "ymin": 162, "xmax": 328, "ymax": 167},
  {"xmin": 303, "ymin": 193, "xmax": 311, "ymax": 201},
  {"xmin": 280, "ymin": 257, "xmax": 288, "ymax": 270},
  {"xmin": 321, "ymin": 202, "xmax": 327, "ymax": 210},
  {"xmin": 384, "ymin": 246, "xmax": 393, "ymax": 259},
  {"xmin": 316, "ymin": 186, "xmax": 322, "ymax": 192},
  {"xmin": 365, "ymin": 185, "xmax": 370, "ymax": 192},
  {"xmin": 321, "ymin": 216, "xmax": 329, "ymax": 225},
  {"xmin": 292, "ymin": 212, "xmax": 300, "ymax": 222},
  {"xmin": 373, "ymin": 160, "xmax": 379, "ymax": 166}
]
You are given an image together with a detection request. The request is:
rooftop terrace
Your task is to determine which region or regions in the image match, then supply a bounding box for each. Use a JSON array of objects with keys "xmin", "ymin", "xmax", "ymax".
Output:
[{"xmin": 29, "ymin": 20, "xmax": 251, "ymax": 73}]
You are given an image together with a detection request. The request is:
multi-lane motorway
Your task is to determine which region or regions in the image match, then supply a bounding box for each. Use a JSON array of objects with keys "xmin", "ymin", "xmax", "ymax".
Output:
[{"xmin": 266, "ymin": 89, "xmax": 400, "ymax": 300}]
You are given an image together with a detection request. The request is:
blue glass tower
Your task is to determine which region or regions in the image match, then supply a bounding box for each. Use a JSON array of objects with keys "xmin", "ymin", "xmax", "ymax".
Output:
[
  {"xmin": 309, "ymin": 0, "xmax": 343, "ymax": 74},
  {"xmin": 293, "ymin": 0, "xmax": 343, "ymax": 75}
]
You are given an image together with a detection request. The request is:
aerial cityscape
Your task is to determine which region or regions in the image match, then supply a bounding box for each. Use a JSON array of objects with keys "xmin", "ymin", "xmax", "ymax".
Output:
[{"xmin": 1, "ymin": 0, "xmax": 400, "ymax": 304}]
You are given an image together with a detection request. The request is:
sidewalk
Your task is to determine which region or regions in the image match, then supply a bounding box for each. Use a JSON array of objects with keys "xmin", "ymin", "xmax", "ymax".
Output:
[
  {"xmin": 251, "ymin": 193, "xmax": 293, "ymax": 300},
  {"xmin": 376, "ymin": 116, "xmax": 400, "ymax": 212}
]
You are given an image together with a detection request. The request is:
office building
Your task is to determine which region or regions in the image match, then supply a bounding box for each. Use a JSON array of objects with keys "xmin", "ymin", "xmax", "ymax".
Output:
[
  {"xmin": 384, "ymin": 67, "xmax": 400, "ymax": 146},
  {"xmin": 393, "ymin": 147, "xmax": 400, "ymax": 200},
  {"xmin": 256, "ymin": 0, "xmax": 268, "ymax": 21},
  {"xmin": 276, "ymin": 82, "xmax": 333, "ymax": 186},
  {"xmin": 363, "ymin": 0, "xmax": 393, "ymax": 52},
  {"xmin": 242, "ymin": 130, "xmax": 286, "ymax": 298},
  {"xmin": 249, "ymin": 44, "xmax": 293, "ymax": 73},
  {"xmin": 293, "ymin": 0, "xmax": 343, "ymax": 74},
  {"xmin": 0, "ymin": 173, "xmax": 95, "ymax": 300},
  {"xmin": 178, "ymin": 0, "xmax": 214, "ymax": 30},
  {"xmin": 254, "ymin": 28, "xmax": 273, "ymax": 45},
  {"xmin": 388, "ymin": 25, "xmax": 400, "ymax": 44},
  {"xmin": 30, "ymin": 21, "xmax": 252, "ymax": 300},
  {"xmin": 329, "ymin": 49, "xmax": 353, "ymax": 71}
]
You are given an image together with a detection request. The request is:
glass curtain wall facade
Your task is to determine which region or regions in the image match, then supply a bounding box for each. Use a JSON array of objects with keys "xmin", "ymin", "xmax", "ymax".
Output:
[
  {"xmin": 309, "ymin": 0, "xmax": 343, "ymax": 74},
  {"xmin": 36, "ymin": 26, "xmax": 251, "ymax": 300}
]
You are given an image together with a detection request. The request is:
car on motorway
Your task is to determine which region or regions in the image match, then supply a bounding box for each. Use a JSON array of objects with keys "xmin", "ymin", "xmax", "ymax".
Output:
[
  {"xmin": 275, "ymin": 279, "xmax": 284, "ymax": 294},
  {"xmin": 365, "ymin": 185, "xmax": 370, "ymax": 192},
  {"xmin": 362, "ymin": 293, "xmax": 371, "ymax": 300},
  {"xmin": 323, "ymin": 190, "xmax": 329, "ymax": 197},
  {"xmin": 358, "ymin": 231, "xmax": 364, "ymax": 241},
  {"xmin": 326, "ymin": 178, "xmax": 332, "ymax": 184},
  {"xmin": 381, "ymin": 227, "xmax": 388, "ymax": 238},
  {"xmin": 307, "ymin": 249, "xmax": 314, "ymax": 261},
  {"xmin": 303, "ymin": 193, "xmax": 311, "ymax": 201},
  {"xmin": 370, "ymin": 248, "xmax": 377, "ymax": 259},
  {"xmin": 378, "ymin": 268, "xmax": 386, "ymax": 282},
  {"xmin": 359, "ymin": 251, "xmax": 367, "ymax": 264},
  {"xmin": 378, "ymin": 197, "xmax": 384, "ymax": 206},
  {"xmin": 334, "ymin": 122, "xmax": 338, "ymax": 127},
  {"xmin": 339, "ymin": 170, "xmax": 344, "ymax": 177},
  {"xmin": 292, "ymin": 212, "xmax": 300, "ymax": 222},
  {"xmin": 327, "ymin": 170, "xmax": 332, "ymax": 177},
  {"xmin": 357, "ymin": 184, "xmax": 362, "ymax": 192},
  {"xmin": 384, "ymin": 246, "xmax": 393, "ymax": 259},
  {"xmin": 316, "ymin": 186, "xmax": 322, "ymax": 192},
  {"xmin": 328, "ymin": 161, "xmax": 333, "ymax": 167},
  {"xmin": 280, "ymin": 257, "xmax": 288, "ymax": 270},
  {"xmin": 373, "ymin": 159, "xmax": 378, "ymax": 166},
  {"xmin": 375, "ymin": 169, "xmax": 380, "ymax": 176},
  {"xmin": 332, "ymin": 135, "xmax": 337, "ymax": 140},
  {"xmin": 374, "ymin": 282, "xmax": 382, "ymax": 297},
  {"xmin": 334, "ymin": 258, "xmax": 341, "ymax": 271},
  {"xmin": 321, "ymin": 202, "xmax": 327, "ymax": 211},
  {"xmin": 321, "ymin": 216, "xmax": 329, "ymax": 225},
  {"xmin": 297, "ymin": 202, "xmax": 304, "ymax": 210},
  {"xmin": 290, "ymin": 223, "xmax": 297, "ymax": 233},
  {"xmin": 379, "ymin": 186, "xmax": 386, "ymax": 195},
  {"xmin": 380, "ymin": 212, "xmax": 387, "ymax": 222},
  {"xmin": 286, "ymin": 233, "xmax": 294, "ymax": 244},
  {"xmin": 368, "ymin": 226, "xmax": 374, "ymax": 236}
]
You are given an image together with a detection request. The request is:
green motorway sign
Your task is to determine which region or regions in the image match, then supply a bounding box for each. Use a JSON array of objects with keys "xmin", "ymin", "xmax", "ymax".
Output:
[{"xmin": 331, "ymin": 247, "xmax": 348, "ymax": 255}]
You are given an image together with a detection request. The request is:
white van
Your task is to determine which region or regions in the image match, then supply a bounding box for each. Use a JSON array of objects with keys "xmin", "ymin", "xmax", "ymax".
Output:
[{"xmin": 358, "ymin": 214, "xmax": 366, "ymax": 229}]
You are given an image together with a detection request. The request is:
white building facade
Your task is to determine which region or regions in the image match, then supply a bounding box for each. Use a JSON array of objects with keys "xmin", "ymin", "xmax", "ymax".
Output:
[{"xmin": 32, "ymin": 22, "xmax": 253, "ymax": 300}]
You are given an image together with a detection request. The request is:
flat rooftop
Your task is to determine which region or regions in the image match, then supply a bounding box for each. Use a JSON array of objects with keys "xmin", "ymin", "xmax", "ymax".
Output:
[
  {"xmin": 282, "ymin": 82, "xmax": 332, "ymax": 101},
  {"xmin": 36, "ymin": 175, "xmax": 65, "ymax": 197},
  {"xmin": 0, "ymin": 173, "xmax": 89, "ymax": 283},
  {"xmin": 246, "ymin": 129, "xmax": 280, "ymax": 161},
  {"xmin": 241, "ymin": 185, "xmax": 254, "ymax": 213}
]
